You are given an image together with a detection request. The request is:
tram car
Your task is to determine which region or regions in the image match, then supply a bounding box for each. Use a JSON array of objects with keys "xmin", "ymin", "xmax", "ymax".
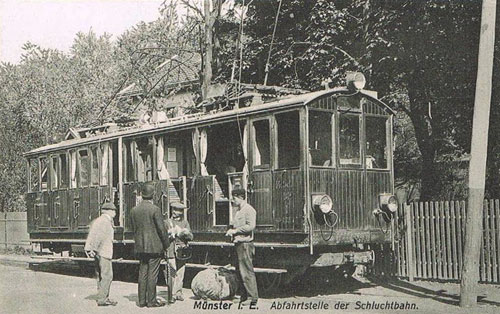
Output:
[{"xmin": 24, "ymin": 73, "xmax": 397, "ymax": 285}]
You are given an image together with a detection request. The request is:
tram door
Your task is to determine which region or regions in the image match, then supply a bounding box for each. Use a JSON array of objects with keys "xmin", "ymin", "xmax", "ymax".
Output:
[
  {"xmin": 48, "ymin": 153, "xmax": 70, "ymax": 230},
  {"xmin": 73, "ymin": 145, "xmax": 111, "ymax": 230},
  {"xmin": 155, "ymin": 135, "xmax": 189, "ymax": 219},
  {"xmin": 123, "ymin": 137, "xmax": 153, "ymax": 232},
  {"xmin": 35, "ymin": 156, "xmax": 51, "ymax": 230},
  {"xmin": 249, "ymin": 118, "xmax": 274, "ymax": 226},
  {"xmin": 26, "ymin": 158, "xmax": 40, "ymax": 232}
]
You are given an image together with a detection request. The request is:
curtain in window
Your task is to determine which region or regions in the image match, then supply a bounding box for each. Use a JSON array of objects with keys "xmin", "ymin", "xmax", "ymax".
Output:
[
  {"xmin": 242, "ymin": 124, "xmax": 248, "ymax": 187},
  {"xmin": 70, "ymin": 151, "xmax": 77, "ymax": 188},
  {"xmin": 156, "ymin": 137, "xmax": 171, "ymax": 180},
  {"xmin": 199, "ymin": 129, "xmax": 209, "ymax": 176},
  {"xmin": 100, "ymin": 143, "xmax": 109, "ymax": 185},
  {"xmin": 131, "ymin": 141, "xmax": 137, "ymax": 180},
  {"xmin": 191, "ymin": 129, "xmax": 199, "ymax": 174}
]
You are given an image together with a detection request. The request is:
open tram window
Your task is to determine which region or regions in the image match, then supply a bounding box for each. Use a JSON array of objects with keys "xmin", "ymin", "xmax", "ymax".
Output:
[
  {"xmin": 124, "ymin": 141, "xmax": 136, "ymax": 182},
  {"xmin": 28, "ymin": 158, "xmax": 40, "ymax": 192},
  {"xmin": 309, "ymin": 110, "xmax": 333, "ymax": 167},
  {"xmin": 252, "ymin": 119, "xmax": 271, "ymax": 169},
  {"xmin": 158, "ymin": 131, "xmax": 195, "ymax": 179},
  {"xmin": 90, "ymin": 146, "xmax": 99, "ymax": 186},
  {"xmin": 50, "ymin": 155, "xmax": 59, "ymax": 190},
  {"xmin": 78, "ymin": 149, "xmax": 90, "ymax": 187},
  {"xmin": 59, "ymin": 153, "xmax": 68, "ymax": 189},
  {"xmin": 204, "ymin": 122, "xmax": 246, "ymax": 226},
  {"xmin": 136, "ymin": 137, "xmax": 153, "ymax": 182},
  {"xmin": 365, "ymin": 116, "xmax": 388, "ymax": 169},
  {"xmin": 40, "ymin": 157, "xmax": 48, "ymax": 191},
  {"xmin": 276, "ymin": 111, "xmax": 300, "ymax": 169},
  {"xmin": 339, "ymin": 114, "xmax": 361, "ymax": 166}
]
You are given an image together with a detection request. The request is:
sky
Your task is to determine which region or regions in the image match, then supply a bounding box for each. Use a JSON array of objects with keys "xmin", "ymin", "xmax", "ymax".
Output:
[{"xmin": 0, "ymin": 0, "xmax": 165, "ymax": 64}]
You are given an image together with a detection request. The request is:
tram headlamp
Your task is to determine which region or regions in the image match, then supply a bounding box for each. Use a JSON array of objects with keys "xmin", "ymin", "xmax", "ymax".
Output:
[
  {"xmin": 346, "ymin": 72, "xmax": 366, "ymax": 90},
  {"xmin": 312, "ymin": 194, "xmax": 333, "ymax": 214},
  {"xmin": 379, "ymin": 193, "xmax": 398, "ymax": 213}
]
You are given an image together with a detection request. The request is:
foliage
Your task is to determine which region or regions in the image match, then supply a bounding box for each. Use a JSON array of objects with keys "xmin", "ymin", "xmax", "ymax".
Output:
[
  {"xmin": 237, "ymin": 0, "xmax": 494, "ymax": 200},
  {"xmin": 0, "ymin": 0, "xmax": 499, "ymax": 212}
]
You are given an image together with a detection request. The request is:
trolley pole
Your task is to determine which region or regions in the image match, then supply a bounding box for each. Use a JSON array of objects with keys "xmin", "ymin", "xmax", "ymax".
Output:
[{"xmin": 460, "ymin": 0, "xmax": 496, "ymax": 307}]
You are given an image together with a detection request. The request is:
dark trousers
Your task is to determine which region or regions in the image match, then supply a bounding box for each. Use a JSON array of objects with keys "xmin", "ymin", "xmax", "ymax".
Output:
[
  {"xmin": 137, "ymin": 254, "xmax": 162, "ymax": 306},
  {"xmin": 235, "ymin": 242, "xmax": 258, "ymax": 301},
  {"xmin": 94, "ymin": 255, "xmax": 113, "ymax": 303}
]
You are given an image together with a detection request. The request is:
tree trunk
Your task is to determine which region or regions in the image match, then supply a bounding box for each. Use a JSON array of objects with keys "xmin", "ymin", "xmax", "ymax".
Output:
[
  {"xmin": 202, "ymin": 0, "xmax": 213, "ymax": 101},
  {"xmin": 407, "ymin": 82, "xmax": 438, "ymax": 201}
]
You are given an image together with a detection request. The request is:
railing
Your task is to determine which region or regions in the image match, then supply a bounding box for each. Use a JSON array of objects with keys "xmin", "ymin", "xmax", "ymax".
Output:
[{"xmin": 394, "ymin": 200, "xmax": 500, "ymax": 283}]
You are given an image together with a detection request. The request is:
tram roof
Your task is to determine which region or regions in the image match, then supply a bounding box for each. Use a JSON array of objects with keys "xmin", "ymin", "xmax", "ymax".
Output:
[{"xmin": 24, "ymin": 88, "xmax": 394, "ymax": 157}]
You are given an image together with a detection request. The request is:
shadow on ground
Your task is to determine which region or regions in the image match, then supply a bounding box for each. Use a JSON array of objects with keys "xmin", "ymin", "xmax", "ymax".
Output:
[
  {"xmin": 27, "ymin": 260, "xmax": 373, "ymax": 299},
  {"xmin": 29, "ymin": 259, "xmax": 500, "ymax": 308},
  {"xmin": 368, "ymin": 275, "xmax": 500, "ymax": 308}
]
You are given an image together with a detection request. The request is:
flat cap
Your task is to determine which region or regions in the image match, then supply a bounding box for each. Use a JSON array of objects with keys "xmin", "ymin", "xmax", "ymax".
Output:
[
  {"xmin": 101, "ymin": 202, "xmax": 117, "ymax": 211},
  {"xmin": 170, "ymin": 202, "xmax": 186, "ymax": 211},
  {"xmin": 231, "ymin": 188, "xmax": 246, "ymax": 198}
]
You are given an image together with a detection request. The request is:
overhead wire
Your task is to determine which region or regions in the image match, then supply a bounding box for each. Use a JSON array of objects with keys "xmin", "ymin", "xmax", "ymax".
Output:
[{"xmin": 263, "ymin": 0, "xmax": 283, "ymax": 86}]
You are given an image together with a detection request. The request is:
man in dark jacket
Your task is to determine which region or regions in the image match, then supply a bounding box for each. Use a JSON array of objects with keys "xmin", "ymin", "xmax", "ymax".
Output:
[{"xmin": 130, "ymin": 183, "xmax": 170, "ymax": 308}]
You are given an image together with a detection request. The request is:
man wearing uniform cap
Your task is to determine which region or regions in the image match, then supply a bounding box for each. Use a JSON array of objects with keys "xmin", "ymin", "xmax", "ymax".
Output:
[
  {"xmin": 130, "ymin": 183, "xmax": 170, "ymax": 308},
  {"xmin": 164, "ymin": 202, "xmax": 193, "ymax": 302},
  {"xmin": 225, "ymin": 188, "xmax": 258, "ymax": 306},
  {"xmin": 84, "ymin": 202, "xmax": 118, "ymax": 306}
]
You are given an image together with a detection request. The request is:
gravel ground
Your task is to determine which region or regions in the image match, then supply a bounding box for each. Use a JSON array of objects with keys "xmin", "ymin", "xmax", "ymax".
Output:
[{"xmin": 0, "ymin": 255, "xmax": 499, "ymax": 314}]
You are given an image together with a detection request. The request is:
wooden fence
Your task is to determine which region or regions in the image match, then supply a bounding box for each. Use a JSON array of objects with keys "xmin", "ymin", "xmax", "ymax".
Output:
[
  {"xmin": 394, "ymin": 200, "xmax": 500, "ymax": 283},
  {"xmin": 0, "ymin": 212, "xmax": 30, "ymax": 249}
]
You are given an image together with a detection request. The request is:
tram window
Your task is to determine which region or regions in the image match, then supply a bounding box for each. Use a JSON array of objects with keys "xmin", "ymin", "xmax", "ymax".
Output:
[
  {"xmin": 339, "ymin": 114, "xmax": 361, "ymax": 165},
  {"xmin": 276, "ymin": 111, "xmax": 300, "ymax": 168},
  {"xmin": 78, "ymin": 149, "xmax": 90, "ymax": 187},
  {"xmin": 50, "ymin": 156, "xmax": 59, "ymax": 189},
  {"xmin": 365, "ymin": 116, "xmax": 388, "ymax": 169},
  {"xmin": 309, "ymin": 111, "xmax": 333, "ymax": 167},
  {"xmin": 60, "ymin": 153, "xmax": 68, "ymax": 188},
  {"xmin": 125, "ymin": 141, "xmax": 136, "ymax": 182},
  {"xmin": 40, "ymin": 157, "xmax": 48, "ymax": 191},
  {"xmin": 337, "ymin": 95, "xmax": 361, "ymax": 111},
  {"xmin": 252, "ymin": 120, "xmax": 270, "ymax": 169},
  {"xmin": 136, "ymin": 137, "xmax": 153, "ymax": 182},
  {"xmin": 28, "ymin": 158, "xmax": 39, "ymax": 192},
  {"xmin": 90, "ymin": 146, "xmax": 99, "ymax": 186}
]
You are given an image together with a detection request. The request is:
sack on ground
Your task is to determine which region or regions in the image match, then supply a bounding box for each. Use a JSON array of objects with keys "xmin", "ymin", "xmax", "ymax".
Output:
[{"xmin": 191, "ymin": 267, "xmax": 239, "ymax": 300}]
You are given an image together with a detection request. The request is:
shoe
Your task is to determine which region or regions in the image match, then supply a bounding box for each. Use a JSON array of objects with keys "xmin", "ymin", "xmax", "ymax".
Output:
[
  {"xmin": 175, "ymin": 295, "xmax": 184, "ymax": 301},
  {"xmin": 97, "ymin": 299, "xmax": 117, "ymax": 306},
  {"xmin": 168, "ymin": 298, "xmax": 176, "ymax": 304},
  {"xmin": 147, "ymin": 301, "xmax": 166, "ymax": 308},
  {"xmin": 138, "ymin": 303, "xmax": 147, "ymax": 308}
]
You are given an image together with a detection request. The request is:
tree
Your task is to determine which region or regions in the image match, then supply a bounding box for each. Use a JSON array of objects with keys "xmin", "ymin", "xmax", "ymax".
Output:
[{"xmin": 240, "ymin": 0, "xmax": 485, "ymax": 200}]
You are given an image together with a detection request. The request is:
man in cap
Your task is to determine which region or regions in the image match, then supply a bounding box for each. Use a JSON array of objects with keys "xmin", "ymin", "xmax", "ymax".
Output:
[
  {"xmin": 164, "ymin": 202, "xmax": 193, "ymax": 302},
  {"xmin": 225, "ymin": 188, "xmax": 258, "ymax": 306},
  {"xmin": 130, "ymin": 183, "xmax": 170, "ymax": 308},
  {"xmin": 84, "ymin": 202, "xmax": 118, "ymax": 306}
]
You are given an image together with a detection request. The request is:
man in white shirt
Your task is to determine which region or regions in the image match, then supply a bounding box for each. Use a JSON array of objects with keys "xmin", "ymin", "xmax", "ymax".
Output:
[{"xmin": 84, "ymin": 202, "xmax": 117, "ymax": 306}]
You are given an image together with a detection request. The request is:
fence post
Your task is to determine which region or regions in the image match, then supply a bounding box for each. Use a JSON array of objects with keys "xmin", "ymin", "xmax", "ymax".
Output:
[
  {"xmin": 405, "ymin": 204, "xmax": 415, "ymax": 281},
  {"xmin": 3, "ymin": 212, "xmax": 7, "ymax": 250}
]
